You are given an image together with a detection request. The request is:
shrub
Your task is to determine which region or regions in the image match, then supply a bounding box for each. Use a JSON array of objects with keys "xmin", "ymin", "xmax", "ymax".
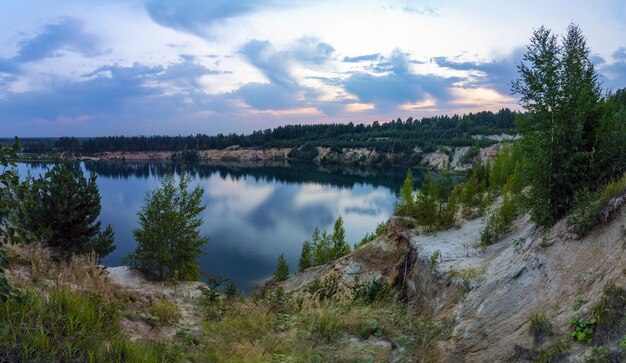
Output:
[
  {"xmin": 429, "ymin": 250, "xmax": 441, "ymax": 268},
  {"xmin": 307, "ymin": 273, "xmax": 343, "ymax": 302},
  {"xmin": 481, "ymin": 194, "xmax": 519, "ymax": 245},
  {"xmin": 529, "ymin": 312, "xmax": 553, "ymax": 345},
  {"xmin": 592, "ymin": 283, "xmax": 626, "ymax": 343},
  {"xmin": 350, "ymin": 275, "xmax": 396, "ymax": 304}
]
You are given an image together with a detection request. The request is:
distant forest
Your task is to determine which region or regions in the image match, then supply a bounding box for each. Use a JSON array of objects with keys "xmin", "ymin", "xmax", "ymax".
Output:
[{"xmin": 7, "ymin": 109, "xmax": 517, "ymax": 154}]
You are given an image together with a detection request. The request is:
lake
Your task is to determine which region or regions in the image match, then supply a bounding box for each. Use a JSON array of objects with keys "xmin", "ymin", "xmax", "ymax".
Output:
[{"xmin": 17, "ymin": 161, "xmax": 425, "ymax": 292}]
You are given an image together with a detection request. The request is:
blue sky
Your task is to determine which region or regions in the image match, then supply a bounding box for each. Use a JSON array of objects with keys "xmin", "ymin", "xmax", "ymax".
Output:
[{"xmin": 0, "ymin": 0, "xmax": 625, "ymax": 136}]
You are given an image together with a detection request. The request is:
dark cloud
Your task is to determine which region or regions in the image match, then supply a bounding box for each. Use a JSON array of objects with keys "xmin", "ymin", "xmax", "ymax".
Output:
[
  {"xmin": 145, "ymin": 0, "xmax": 295, "ymax": 37},
  {"xmin": 15, "ymin": 17, "xmax": 103, "ymax": 63},
  {"xmin": 432, "ymin": 48, "xmax": 524, "ymax": 95},
  {"xmin": 0, "ymin": 58, "xmax": 239, "ymax": 135},
  {"xmin": 344, "ymin": 50, "xmax": 461, "ymax": 111},
  {"xmin": 343, "ymin": 53, "xmax": 381, "ymax": 63},
  {"xmin": 234, "ymin": 82, "xmax": 300, "ymax": 110}
]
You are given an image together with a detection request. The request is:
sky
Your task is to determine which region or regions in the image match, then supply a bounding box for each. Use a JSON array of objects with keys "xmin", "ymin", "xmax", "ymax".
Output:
[{"xmin": 0, "ymin": 0, "xmax": 625, "ymax": 137}]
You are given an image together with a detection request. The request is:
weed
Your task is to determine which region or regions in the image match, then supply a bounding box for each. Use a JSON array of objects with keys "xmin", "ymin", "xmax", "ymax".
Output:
[
  {"xmin": 569, "ymin": 317, "xmax": 596, "ymax": 344},
  {"xmin": 573, "ymin": 298, "xmax": 587, "ymax": 312},
  {"xmin": 430, "ymin": 250, "xmax": 441, "ymax": 268},
  {"xmin": 529, "ymin": 312, "xmax": 553, "ymax": 345},
  {"xmin": 149, "ymin": 299, "xmax": 181, "ymax": 324},
  {"xmin": 533, "ymin": 339, "xmax": 570, "ymax": 363},
  {"xmin": 448, "ymin": 267, "xmax": 482, "ymax": 291},
  {"xmin": 592, "ymin": 283, "xmax": 626, "ymax": 343},
  {"xmin": 307, "ymin": 273, "xmax": 344, "ymax": 302},
  {"xmin": 512, "ymin": 238, "xmax": 525, "ymax": 254}
]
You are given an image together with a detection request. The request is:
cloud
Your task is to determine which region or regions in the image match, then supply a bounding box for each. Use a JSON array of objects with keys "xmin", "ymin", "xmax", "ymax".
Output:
[
  {"xmin": 145, "ymin": 0, "xmax": 295, "ymax": 37},
  {"xmin": 0, "ymin": 58, "xmax": 240, "ymax": 134},
  {"xmin": 290, "ymin": 37, "xmax": 335, "ymax": 64},
  {"xmin": 343, "ymin": 53, "xmax": 382, "ymax": 63},
  {"xmin": 15, "ymin": 17, "xmax": 104, "ymax": 63},
  {"xmin": 343, "ymin": 50, "xmax": 461, "ymax": 111},
  {"xmin": 432, "ymin": 48, "xmax": 524, "ymax": 95},
  {"xmin": 235, "ymin": 37, "xmax": 337, "ymax": 111},
  {"xmin": 598, "ymin": 47, "xmax": 626, "ymax": 91},
  {"xmin": 402, "ymin": 5, "xmax": 439, "ymax": 16}
]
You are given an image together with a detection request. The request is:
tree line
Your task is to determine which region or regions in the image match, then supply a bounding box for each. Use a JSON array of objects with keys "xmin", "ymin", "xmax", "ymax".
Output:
[{"xmin": 8, "ymin": 110, "xmax": 516, "ymax": 155}]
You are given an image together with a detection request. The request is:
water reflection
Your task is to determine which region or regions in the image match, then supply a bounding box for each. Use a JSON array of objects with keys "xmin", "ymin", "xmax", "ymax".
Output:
[{"xmin": 18, "ymin": 161, "xmax": 421, "ymax": 292}]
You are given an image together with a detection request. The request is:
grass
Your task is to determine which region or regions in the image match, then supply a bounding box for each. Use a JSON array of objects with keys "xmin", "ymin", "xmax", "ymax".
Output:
[
  {"xmin": 193, "ymin": 284, "xmax": 451, "ymax": 362},
  {"xmin": 0, "ymin": 287, "xmax": 167, "ymax": 362},
  {"xmin": 592, "ymin": 283, "xmax": 626, "ymax": 343},
  {"xmin": 149, "ymin": 298, "xmax": 182, "ymax": 324}
]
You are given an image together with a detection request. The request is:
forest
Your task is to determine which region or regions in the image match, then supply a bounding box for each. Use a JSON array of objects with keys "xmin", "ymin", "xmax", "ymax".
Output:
[{"xmin": 3, "ymin": 109, "xmax": 516, "ymax": 155}]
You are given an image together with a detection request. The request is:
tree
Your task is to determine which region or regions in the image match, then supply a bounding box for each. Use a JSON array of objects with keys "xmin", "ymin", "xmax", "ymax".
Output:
[
  {"xmin": 0, "ymin": 139, "xmax": 20, "ymax": 302},
  {"xmin": 273, "ymin": 253, "xmax": 289, "ymax": 282},
  {"xmin": 125, "ymin": 172, "xmax": 208, "ymax": 281},
  {"xmin": 23, "ymin": 160, "xmax": 115, "ymax": 259},
  {"xmin": 298, "ymin": 240, "xmax": 312, "ymax": 272},
  {"xmin": 513, "ymin": 24, "xmax": 602, "ymax": 226},
  {"xmin": 395, "ymin": 170, "xmax": 415, "ymax": 215},
  {"xmin": 329, "ymin": 216, "xmax": 350, "ymax": 260}
]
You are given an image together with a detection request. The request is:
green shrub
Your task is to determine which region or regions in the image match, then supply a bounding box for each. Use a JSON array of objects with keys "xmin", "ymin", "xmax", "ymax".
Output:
[
  {"xmin": 570, "ymin": 317, "xmax": 596, "ymax": 344},
  {"xmin": 592, "ymin": 283, "xmax": 626, "ymax": 343},
  {"xmin": 350, "ymin": 275, "xmax": 396, "ymax": 304},
  {"xmin": 308, "ymin": 274, "xmax": 343, "ymax": 302},
  {"xmin": 429, "ymin": 250, "xmax": 441, "ymax": 268},
  {"xmin": 481, "ymin": 194, "xmax": 519, "ymax": 245},
  {"xmin": 149, "ymin": 299, "xmax": 181, "ymax": 324}
]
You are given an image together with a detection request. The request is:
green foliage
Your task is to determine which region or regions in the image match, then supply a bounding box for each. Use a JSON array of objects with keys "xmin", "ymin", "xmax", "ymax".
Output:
[
  {"xmin": 568, "ymin": 173, "xmax": 626, "ymax": 236},
  {"xmin": 298, "ymin": 240, "xmax": 313, "ymax": 272},
  {"xmin": 0, "ymin": 288, "xmax": 166, "ymax": 362},
  {"xmin": 512, "ymin": 24, "xmax": 625, "ymax": 227},
  {"xmin": 394, "ymin": 170, "xmax": 415, "ymax": 216},
  {"xmin": 395, "ymin": 171, "xmax": 460, "ymax": 231},
  {"xmin": 149, "ymin": 299, "xmax": 182, "ymax": 324},
  {"xmin": 458, "ymin": 165, "xmax": 488, "ymax": 218},
  {"xmin": 307, "ymin": 273, "xmax": 343, "ymax": 302},
  {"xmin": 22, "ymin": 160, "xmax": 115, "ymax": 260},
  {"xmin": 573, "ymin": 298, "xmax": 587, "ymax": 312},
  {"xmin": 480, "ymin": 194, "xmax": 519, "ymax": 246},
  {"xmin": 570, "ymin": 317, "xmax": 596, "ymax": 344},
  {"xmin": 0, "ymin": 139, "xmax": 20, "ymax": 303},
  {"xmin": 329, "ymin": 217, "xmax": 350, "ymax": 260},
  {"xmin": 350, "ymin": 275, "xmax": 396, "ymax": 304},
  {"xmin": 592, "ymin": 283, "xmax": 626, "ymax": 343},
  {"xmin": 288, "ymin": 143, "xmax": 319, "ymax": 161},
  {"xmin": 355, "ymin": 222, "xmax": 386, "ymax": 248},
  {"xmin": 430, "ymin": 250, "xmax": 441, "ymax": 268},
  {"xmin": 273, "ymin": 253, "xmax": 290, "ymax": 282},
  {"xmin": 533, "ymin": 339, "xmax": 571, "ymax": 363},
  {"xmin": 459, "ymin": 144, "xmax": 480, "ymax": 165},
  {"xmin": 125, "ymin": 171, "xmax": 209, "ymax": 281},
  {"xmin": 529, "ymin": 312, "xmax": 553, "ymax": 345},
  {"xmin": 299, "ymin": 217, "xmax": 351, "ymax": 270}
]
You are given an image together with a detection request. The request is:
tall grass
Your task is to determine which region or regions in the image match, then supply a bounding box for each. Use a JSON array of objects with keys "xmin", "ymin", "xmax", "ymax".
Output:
[{"xmin": 0, "ymin": 287, "xmax": 165, "ymax": 362}]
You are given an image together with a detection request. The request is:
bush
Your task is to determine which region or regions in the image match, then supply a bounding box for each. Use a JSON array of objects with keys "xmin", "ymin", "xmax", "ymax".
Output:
[
  {"xmin": 307, "ymin": 274, "xmax": 343, "ymax": 302},
  {"xmin": 481, "ymin": 194, "xmax": 519, "ymax": 246},
  {"xmin": 350, "ymin": 275, "xmax": 396, "ymax": 304}
]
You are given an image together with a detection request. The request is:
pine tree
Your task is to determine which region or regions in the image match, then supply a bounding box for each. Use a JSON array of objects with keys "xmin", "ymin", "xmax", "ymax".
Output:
[
  {"xmin": 125, "ymin": 171, "xmax": 208, "ymax": 280},
  {"xmin": 24, "ymin": 160, "xmax": 115, "ymax": 259},
  {"xmin": 298, "ymin": 240, "xmax": 312, "ymax": 272},
  {"xmin": 273, "ymin": 253, "xmax": 289, "ymax": 282},
  {"xmin": 395, "ymin": 170, "xmax": 415, "ymax": 215},
  {"xmin": 329, "ymin": 216, "xmax": 350, "ymax": 260}
]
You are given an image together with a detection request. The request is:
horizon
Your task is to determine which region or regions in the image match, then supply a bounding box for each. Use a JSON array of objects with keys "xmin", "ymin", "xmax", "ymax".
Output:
[{"xmin": 0, "ymin": 0, "xmax": 625, "ymax": 137}]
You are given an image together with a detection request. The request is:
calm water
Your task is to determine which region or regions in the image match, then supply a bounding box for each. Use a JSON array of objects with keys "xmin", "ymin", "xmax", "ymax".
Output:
[{"xmin": 17, "ymin": 161, "xmax": 425, "ymax": 291}]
